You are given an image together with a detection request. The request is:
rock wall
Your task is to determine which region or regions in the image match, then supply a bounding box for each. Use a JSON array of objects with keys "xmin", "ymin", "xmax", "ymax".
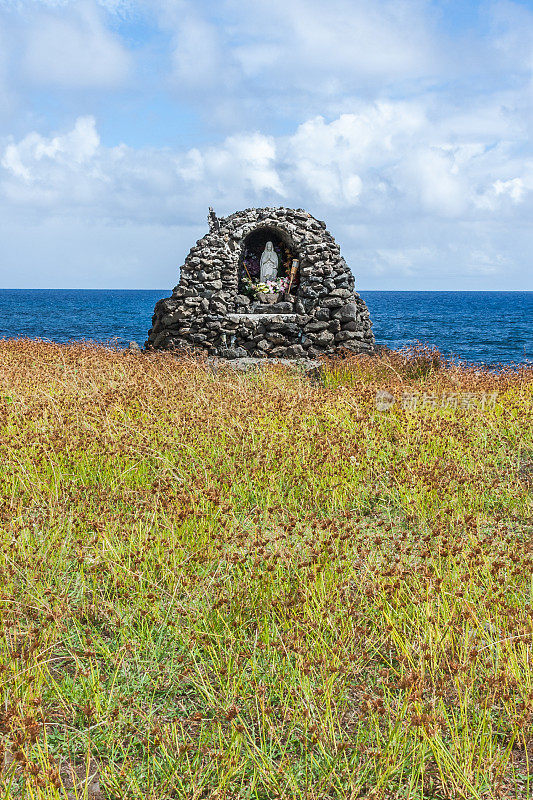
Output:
[{"xmin": 146, "ymin": 207, "xmax": 375, "ymax": 359}]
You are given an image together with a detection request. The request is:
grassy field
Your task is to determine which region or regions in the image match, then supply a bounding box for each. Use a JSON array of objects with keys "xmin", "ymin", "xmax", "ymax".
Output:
[{"xmin": 0, "ymin": 340, "xmax": 531, "ymax": 800}]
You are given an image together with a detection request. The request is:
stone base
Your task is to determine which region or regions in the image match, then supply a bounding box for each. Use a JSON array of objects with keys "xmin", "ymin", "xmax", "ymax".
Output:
[{"xmin": 208, "ymin": 357, "xmax": 321, "ymax": 372}]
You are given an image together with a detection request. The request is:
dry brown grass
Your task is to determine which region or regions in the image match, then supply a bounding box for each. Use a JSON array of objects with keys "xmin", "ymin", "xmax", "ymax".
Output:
[{"xmin": 0, "ymin": 339, "xmax": 531, "ymax": 799}]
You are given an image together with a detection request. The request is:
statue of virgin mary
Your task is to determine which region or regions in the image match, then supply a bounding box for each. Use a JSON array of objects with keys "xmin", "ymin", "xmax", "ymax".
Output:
[{"xmin": 260, "ymin": 241, "xmax": 279, "ymax": 283}]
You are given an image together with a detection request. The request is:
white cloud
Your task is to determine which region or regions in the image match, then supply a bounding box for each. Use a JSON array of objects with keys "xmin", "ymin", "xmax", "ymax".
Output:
[
  {"xmin": 144, "ymin": 0, "xmax": 533, "ymax": 139},
  {"xmin": 22, "ymin": 1, "xmax": 131, "ymax": 88},
  {"xmin": 400, "ymin": 148, "xmax": 469, "ymax": 217},
  {"xmin": 0, "ymin": 0, "xmax": 135, "ymax": 10},
  {"xmin": 2, "ymin": 105, "xmax": 530, "ymax": 221},
  {"xmin": 284, "ymin": 106, "xmax": 425, "ymax": 206},
  {"xmin": 179, "ymin": 132, "xmax": 284, "ymax": 196},
  {"xmin": 490, "ymin": 0, "xmax": 533, "ymax": 73},
  {"xmin": 1, "ymin": 116, "xmax": 104, "ymax": 210},
  {"xmin": 153, "ymin": 0, "xmax": 439, "ymax": 128},
  {"xmin": 0, "ymin": 0, "xmax": 532, "ymax": 288},
  {"xmin": 231, "ymin": 0, "xmax": 435, "ymax": 82},
  {"xmin": 182, "ymin": 0, "xmax": 435, "ymax": 86},
  {"xmin": 493, "ymin": 177, "xmax": 525, "ymax": 201},
  {"xmin": 474, "ymin": 175, "xmax": 529, "ymax": 211},
  {"xmin": 2, "ymin": 116, "xmax": 100, "ymax": 180},
  {"xmin": 1, "ymin": 100, "xmax": 531, "ymax": 289},
  {"xmin": 171, "ymin": 14, "xmax": 227, "ymax": 90}
]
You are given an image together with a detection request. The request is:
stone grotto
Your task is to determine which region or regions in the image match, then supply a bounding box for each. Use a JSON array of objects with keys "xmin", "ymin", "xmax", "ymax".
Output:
[{"xmin": 146, "ymin": 207, "xmax": 375, "ymax": 359}]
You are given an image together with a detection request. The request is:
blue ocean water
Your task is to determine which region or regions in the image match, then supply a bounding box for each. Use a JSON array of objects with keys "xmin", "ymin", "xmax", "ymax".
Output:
[{"xmin": 0, "ymin": 289, "xmax": 530, "ymax": 365}]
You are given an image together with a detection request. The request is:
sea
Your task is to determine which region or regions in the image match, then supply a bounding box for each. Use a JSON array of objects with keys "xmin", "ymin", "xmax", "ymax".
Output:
[{"xmin": 0, "ymin": 289, "xmax": 530, "ymax": 366}]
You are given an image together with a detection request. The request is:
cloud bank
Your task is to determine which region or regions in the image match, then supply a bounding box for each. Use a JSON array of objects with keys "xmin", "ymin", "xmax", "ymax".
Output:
[{"xmin": 0, "ymin": 0, "xmax": 532, "ymax": 288}]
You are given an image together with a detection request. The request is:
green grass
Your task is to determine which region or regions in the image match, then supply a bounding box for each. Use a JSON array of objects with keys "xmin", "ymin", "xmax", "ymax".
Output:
[{"xmin": 0, "ymin": 340, "xmax": 531, "ymax": 799}]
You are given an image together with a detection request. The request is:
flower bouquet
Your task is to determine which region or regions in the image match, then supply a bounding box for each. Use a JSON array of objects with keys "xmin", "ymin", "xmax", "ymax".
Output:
[{"xmin": 242, "ymin": 276, "xmax": 290, "ymax": 302}]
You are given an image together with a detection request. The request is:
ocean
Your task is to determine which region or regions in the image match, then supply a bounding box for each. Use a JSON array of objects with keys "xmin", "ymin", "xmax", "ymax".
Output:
[{"xmin": 0, "ymin": 289, "xmax": 530, "ymax": 366}]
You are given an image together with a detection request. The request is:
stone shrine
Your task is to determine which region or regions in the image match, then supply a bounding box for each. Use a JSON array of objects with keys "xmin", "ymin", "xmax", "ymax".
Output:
[{"xmin": 146, "ymin": 207, "xmax": 375, "ymax": 359}]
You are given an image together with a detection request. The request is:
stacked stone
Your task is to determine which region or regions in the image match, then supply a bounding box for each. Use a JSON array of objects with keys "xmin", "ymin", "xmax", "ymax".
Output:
[{"xmin": 146, "ymin": 207, "xmax": 375, "ymax": 358}]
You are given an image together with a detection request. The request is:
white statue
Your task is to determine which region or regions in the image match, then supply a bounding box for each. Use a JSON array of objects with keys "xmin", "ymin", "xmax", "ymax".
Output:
[{"xmin": 260, "ymin": 241, "xmax": 279, "ymax": 283}]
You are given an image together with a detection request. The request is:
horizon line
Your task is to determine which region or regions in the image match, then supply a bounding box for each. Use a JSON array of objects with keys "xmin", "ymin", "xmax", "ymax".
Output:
[{"xmin": 1, "ymin": 288, "xmax": 531, "ymax": 293}]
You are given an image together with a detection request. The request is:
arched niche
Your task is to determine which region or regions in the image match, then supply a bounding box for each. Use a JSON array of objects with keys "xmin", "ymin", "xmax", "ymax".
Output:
[{"xmin": 238, "ymin": 226, "xmax": 299, "ymax": 295}]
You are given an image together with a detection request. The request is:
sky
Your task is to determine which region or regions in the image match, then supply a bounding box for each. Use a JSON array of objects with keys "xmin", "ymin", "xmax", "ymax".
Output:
[{"xmin": 0, "ymin": 0, "xmax": 532, "ymax": 290}]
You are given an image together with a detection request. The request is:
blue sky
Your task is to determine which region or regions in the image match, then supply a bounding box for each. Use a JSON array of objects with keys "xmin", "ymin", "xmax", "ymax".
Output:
[{"xmin": 0, "ymin": 0, "xmax": 532, "ymax": 289}]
